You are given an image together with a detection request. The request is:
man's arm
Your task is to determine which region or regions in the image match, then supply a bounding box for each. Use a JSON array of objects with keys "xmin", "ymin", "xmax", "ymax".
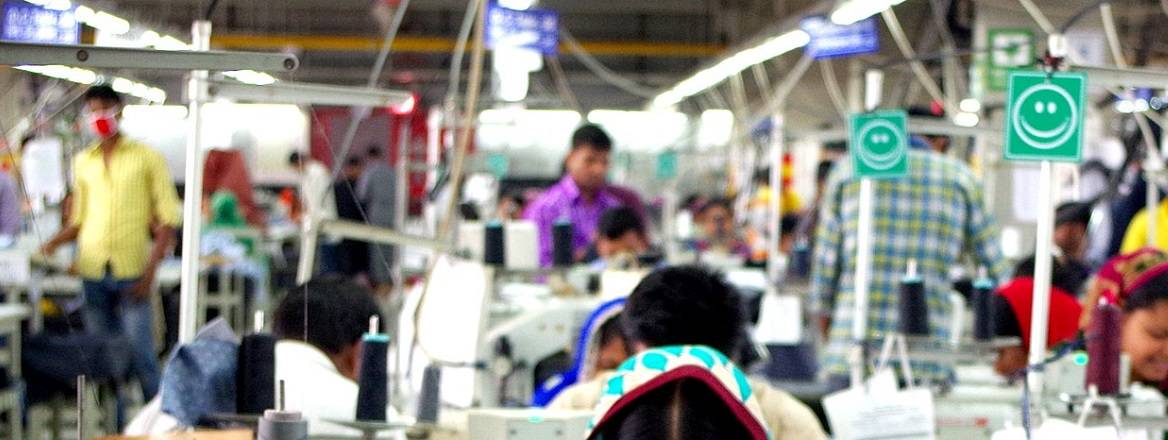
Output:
[
  {"xmin": 810, "ymin": 167, "xmax": 844, "ymax": 338},
  {"xmin": 962, "ymin": 172, "xmax": 1009, "ymax": 282},
  {"xmin": 43, "ymin": 162, "xmax": 86, "ymax": 254}
]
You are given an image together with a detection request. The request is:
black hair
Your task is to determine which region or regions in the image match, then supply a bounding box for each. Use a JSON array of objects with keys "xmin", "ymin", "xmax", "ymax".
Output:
[
  {"xmin": 824, "ymin": 141, "xmax": 847, "ymax": 153},
  {"xmin": 815, "ymin": 160, "xmax": 834, "ymax": 184},
  {"xmin": 697, "ymin": 198, "xmax": 734, "ymax": 217},
  {"xmin": 753, "ymin": 168, "xmax": 770, "ymax": 184},
  {"xmin": 598, "ymin": 312, "xmax": 626, "ymax": 348},
  {"xmin": 83, "ymin": 84, "xmax": 123, "ymax": 106},
  {"xmin": 571, "ymin": 124, "xmax": 613, "ymax": 151},
  {"xmin": 367, "ymin": 146, "xmax": 383, "ymax": 158},
  {"xmin": 780, "ymin": 214, "xmax": 799, "ymax": 236},
  {"xmin": 599, "ymin": 206, "xmax": 645, "ymax": 240},
  {"xmin": 1123, "ymin": 270, "xmax": 1168, "ymax": 313},
  {"xmin": 273, "ymin": 275, "xmax": 383, "ymax": 355},
  {"xmin": 288, "ymin": 151, "xmax": 304, "ymax": 166},
  {"xmin": 1013, "ymin": 255, "xmax": 1088, "ymax": 296},
  {"xmin": 596, "ymin": 379, "xmax": 753, "ymax": 440},
  {"xmin": 622, "ymin": 265, "xmax": 744, "ymax": 356},
  {"xmin": 344, "ymin": 157, "xmax": 363, "ymax": 167},
  {"xmin": 1055, "ymin": 201, "xmax": 1092, "ymax": 227}
]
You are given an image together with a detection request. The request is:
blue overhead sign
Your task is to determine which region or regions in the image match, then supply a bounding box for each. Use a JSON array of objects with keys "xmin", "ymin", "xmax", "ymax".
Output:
[
  {"xmin": 1, "ymin": 1, "xmax": 79, "ymax": 45},
  {"xmin": 485, "ymin": 2, "xmax": 559, "ymax": 55},
  {"xmin": 800, "ymin": 16, "xmax": 879, "ymax": 60}
]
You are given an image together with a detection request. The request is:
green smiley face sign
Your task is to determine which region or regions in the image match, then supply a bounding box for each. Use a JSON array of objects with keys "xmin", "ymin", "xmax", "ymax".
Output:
[
  {"xmin": 1004, "ymin": 71, "xmax": 1086, "ymax": 163},
  {"xmin": 850, "ymin": 110, "xmax": 908, "ymax": 179}
]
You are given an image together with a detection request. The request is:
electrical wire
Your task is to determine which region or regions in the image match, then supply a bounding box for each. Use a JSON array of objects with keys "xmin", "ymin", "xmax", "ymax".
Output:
[
  {"xmin": 819, "ymin": 60, "xmax": 849, "ymax": 121},
  {"xmin": 409, "ymin": 0, "xmax": 489, "ymax": 368},
  {"xmin": 559, "ymin": 28, "xmax": 659, "ymax": 99},
  {"xmin": 546, "ymin": 55, "xmax": 582, "ymax": 112},
  {"xmin": 203, "ymin": 0, "xmax": 223, "ymax": 20},
  {"xmin": 1058, "ymin": 0, "xmax": 1112, "ymax": 33},
  {"xmin": 881, "ymin": 8, "xmax": 953, "ymax": 115}
]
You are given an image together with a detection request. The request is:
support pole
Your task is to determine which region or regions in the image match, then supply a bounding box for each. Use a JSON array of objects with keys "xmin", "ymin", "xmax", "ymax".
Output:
[
  {"xmin": 767, "ymin": 113, "xmax": 785, "ymax": 283},
  {"xmin": 178, "ymin": 20, "xmax": 211, "ymax": 344},
  {"xmin": 850, "ymin": 68, "xmax": 882, "ymax": 387},
  {"xmin": 1028, "ymin": 160, "xmax": 1056, "ymax": 411}
]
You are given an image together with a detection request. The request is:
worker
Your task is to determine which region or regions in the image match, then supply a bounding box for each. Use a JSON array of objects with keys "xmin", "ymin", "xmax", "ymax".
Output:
[
  {"xmin": 584, "ymin": 345, "xmax": 771, "ymax": 440},
  {"xmin": 288, "ymin": 151, "xmax": 339, "ymax": 273},
  {"xmin": 335, "ymin": 157, "xmax": 369, "ymax": 278},
  {"xmin": 358, "ymin": 146, "xmax": 397, "ymax": 296},
  {"xmin": 688, "ymin": 198, "xmax": 751, "ymax": 260},
  {"xmin": 272, "ymin": 275, "xmax": 399, "ymax": 436},
  {"xmin": 1054, "ymin": 201, "xmax": 1094, "ymax": 276},
  {"xmin": 1115, "ymin": 261, "xmax": 1168, "ymax": 392},
  {"xmin": 586, "ymin": 206, "xmax": 651, "ymax": 269},
  {"xmin": 525, "ymin": 124, "xmax": 647, "ymax": 267},
  {"xmin": 41, "ymin": 84, "xmax": 180, "ymax": 400},
  {"xmin": 550, "ymin": 265, "xmax": 827, "ymax": 439},
  {"xmin": 991, "ymin": 257, "xmax": 1085, "ymax": 378},
  {"xmin": 812, "ymin": 120, "xmax": 1008, "ymax": 388},
  {"xmin": 1119, "ymin": 187, "xmax": 1168, "ymax": 254}
]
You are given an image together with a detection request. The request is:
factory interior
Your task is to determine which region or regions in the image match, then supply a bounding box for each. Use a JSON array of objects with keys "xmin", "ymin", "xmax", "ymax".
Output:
[{"xmin": 3, "ymin": 0, "xmax": 1168, "ymax": 438}]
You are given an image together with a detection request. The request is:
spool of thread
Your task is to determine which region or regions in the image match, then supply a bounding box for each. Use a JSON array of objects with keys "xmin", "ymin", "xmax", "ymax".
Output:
[
  {"xmin": 416, "ymin": 365, "xmax": 442, "ymax": 424},
  {"xmin": 356, "ymin": 317, "xmax": 390, "ymax": 422},
  {"xmin": 898, "ymin": 260, "xmax": 929, "ymax": 336},
  {"xmin": 258, "ymin": 381, "xmax": 308, "ymax": 440},
  {"xmin": 236, "ymin": 334, "xmax": 277, "ymax": 415},
  {"xmin": 552, "ymin": 220, "xmax": 574, "ymax": 267},
  {"xmin": 1086, "ymin": 301, "xmax": 1122, "ymax": 395},
  {"xmin": 972, "ymin": 277, "xmax": 995, "ymax": 341},
  {"xmin": 483, "ymin": 221, "xmax": 505, "ymax": 266}
]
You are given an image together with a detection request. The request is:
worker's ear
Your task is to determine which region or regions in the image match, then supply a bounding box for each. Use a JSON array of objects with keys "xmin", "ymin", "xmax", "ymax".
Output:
[{"xmin": 332, "ymin": 343, "xmax": 361, "ymax": 381}]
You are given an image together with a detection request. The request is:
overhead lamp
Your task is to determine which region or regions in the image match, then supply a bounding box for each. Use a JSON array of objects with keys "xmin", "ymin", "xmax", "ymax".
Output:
[
  {"xmin": 15, "ymin": 64, "xmax": 97, "ymax": 85},
  {"xmin": 89, "ymin": 11, "xmax": 131, "ymax": 35},
  {"xmin": 25, "ymin": 0, "xmax": 73, "ymax": 10},
  {"xmin": 155, "ymin": 35, "xmax": 190, "ymax": 50},
  {"xmin": 224, "ymin": 70, "xmax": 278, "ymax": 85},
  {"xmin": 959, "ymin": 98, "xmax": 981, "ymax": 113},
  {"xmin": 653, "ymin": 30, "xmax": 809, "ymax": 108},
  {"xmin": 139, "ymin": 30, "xmax": 160, "ymax": 47},
  {"xmin": 830, "ymin": 0, "xmax": 908, "ymax": 26},
  {"xmin": 953, "ymin": 112, "xmax": 979, "ymax": 127}
]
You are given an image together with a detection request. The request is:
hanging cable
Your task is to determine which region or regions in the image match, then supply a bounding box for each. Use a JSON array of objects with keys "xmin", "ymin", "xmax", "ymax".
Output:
[
  {"xmin": 547, "ymin": 55, "xmax": 582, "ymax": 112},
  {"xmin": 881, "ymin": 8, "xmax": 952, "ymax": 115},
  {"xmin": 820, "ymin": 60, "xmax": 849, "ymax": 121},
  {"xmin": 204, "ymin": 0, "xmax": 223, "ymax": 20},
  {"xmin": 559, "ymin": 28, "xmax": 659, "ymax": 99},
  {"xmin": 1058, "ymin": 0, "xmax": 1112, "ymax": 33}
]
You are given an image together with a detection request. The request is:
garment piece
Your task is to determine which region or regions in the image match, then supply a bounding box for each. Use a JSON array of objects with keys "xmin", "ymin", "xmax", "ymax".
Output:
[
  {"xmin": 1121, "ymin": 200, "xmax": 1168, "ymax": 254},
  {"xmin": 274, "ymin": 340, "xmax": 400, "ymax": 438},
  {"xmin": 524, "ymin": 176, "xmax": 645, "ymax": 267},
  {"xmin": 83, "ymin": 272, "xmax": 159, "ymax": 400},
  {"xmin": 71, "ymin": 138, "xmax": 180, "ymax": 279},
  {"xmin": 359, "ymin": 161, "xmax": 397, "ymax": 284},
  {"xmin": 993, "ymin": 278, "xmax": 1083, "ymax": 351},
  {"xmin": 159, "ymin": 319, "xmax": 240, "ymax": 426},
  {"xmin": 585, "ymin": 345, "xmax": 770, "ymax": 440},
  {"xmin": 811, "ymin": 151, "xmax": 1008, "ymax": 383}
]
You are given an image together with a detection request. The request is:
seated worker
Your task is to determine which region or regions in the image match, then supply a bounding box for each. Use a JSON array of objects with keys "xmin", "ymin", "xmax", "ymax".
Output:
[
  {"xmin": 1080, "ymin": 248, "xmax": 1167, "ymax": 328},
  {"xmin": 585, "ymin": 345, "xmax": 771, "ymax": 440},
  {"xmin": 272, "ymin": 275, "xmax": 398, "ymax": 437},
  {"xmin": 532, "ymin": 298, "xmax": 628, "ymax": 407},
  {"xmin": 549, "ymin": 265, "xmax": 827, "ymax": 439},
  {"xmin": 992, "ymin": 256, "xmax": 1086, "ymax": 377},
  {"xmin": 688, "ymin": 198, "xmax": 751, "ymax": 260},
  {"xmin": 1118, "ymin": 264, "xmax": 1168, "ymax": 393},
  {"xmin": 585, "ymin": 206, "xmax": 652, "ymax": 269},
  {"xmin": 1053, "ymin": 201, "xmax": 1094, "ymax": 284}
]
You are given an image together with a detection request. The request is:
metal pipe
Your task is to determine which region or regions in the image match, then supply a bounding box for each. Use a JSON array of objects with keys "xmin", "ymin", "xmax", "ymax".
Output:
[
  {"xmin": 178, "ymin": 20, "xmax": 212, "ymax": 344},
  {"xmin": 1027, "ymin": 161, "xmax": 1056, "ymax": 409},
  {"xmin": 881, "ymin": 8, "xmax": 951, "ymax": 115},
  {"xmin": 767, "ymin": 113, "xmax": 785, "ymax": 283}
]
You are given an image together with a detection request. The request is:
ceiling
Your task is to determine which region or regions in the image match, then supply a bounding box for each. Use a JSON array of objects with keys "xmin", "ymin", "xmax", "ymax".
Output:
[{"xmin": 81, "ymin": 0, "xmax": 1168, "ymax": 129}]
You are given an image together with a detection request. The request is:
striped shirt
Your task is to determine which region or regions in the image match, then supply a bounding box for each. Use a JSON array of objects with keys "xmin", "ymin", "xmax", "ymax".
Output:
[
  {"xmin": 811, "ymin": 150, "xmax": 1008, "ymax": 382},
  {"xmin": 71, "ymin": 138, "xmax": 181, "ymax": 279}
]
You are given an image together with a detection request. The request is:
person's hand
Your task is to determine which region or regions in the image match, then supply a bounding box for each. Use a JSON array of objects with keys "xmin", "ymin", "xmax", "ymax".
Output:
[
  {"xmin": 126, "ymin": 272, "xmax": 155, "ymax": 303},
  {"xmin": 818, "ymin": 315, "xmax": 832, "ymax": 341},
  {"xmin": 40, "ymin": 242, "xmax": 58, "ymax": 257}
]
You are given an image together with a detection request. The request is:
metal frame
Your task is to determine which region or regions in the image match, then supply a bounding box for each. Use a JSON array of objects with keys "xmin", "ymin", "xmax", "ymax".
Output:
[
  {"xmin": 0, "ymin": 41, "xmax": 298, "ymax": 72},
  {"xmin": 208, "ymin": 79, "xmax": 413, "ymax": 107}
]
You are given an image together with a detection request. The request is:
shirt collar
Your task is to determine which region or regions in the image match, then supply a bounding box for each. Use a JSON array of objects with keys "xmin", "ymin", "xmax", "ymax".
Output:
[
  {"xmin": 558, "ymin": 175, "xmax": 612, "ymax": 203},
  {"xmin": 277, "ymin": 340, "xmax": 340, "ymax": 374}
]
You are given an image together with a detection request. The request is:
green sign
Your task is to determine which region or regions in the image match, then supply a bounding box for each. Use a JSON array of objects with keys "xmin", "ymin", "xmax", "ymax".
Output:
[
  {"xmin": 656, "ymin": 150, "xmax": 678, "ymax": 180},
  {"xmin": 486, "ymin": 152, "xmax": 510, "ymax": 178},
  {"xmin": 1004, "ymin": 70, "xmax": 1086, "ymax": 163},
  {"xmin": 987, "ymin": 29, "xmax": 1035, "ymax": 92},
  {"xmin": 849, "ymin": 110, "xmax": 909, "ymax": 179}
]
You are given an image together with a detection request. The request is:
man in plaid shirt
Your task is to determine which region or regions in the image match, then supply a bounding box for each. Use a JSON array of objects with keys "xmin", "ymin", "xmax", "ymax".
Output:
[{"xmin": 811, "ymin": 134, "xmax": 1008, "ymax": 386}]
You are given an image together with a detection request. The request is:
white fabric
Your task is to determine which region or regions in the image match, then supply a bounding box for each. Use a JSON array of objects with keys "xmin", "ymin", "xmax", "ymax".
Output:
[
  {"xmin": 300, "ymin": 161, "xmax": 337, "ymax": 224},
  {"xmin": 275, "ymin": 340, "xmax": 402, "ymax": 438},
  {"xmin": 125, "ymin": 396, "xmax": 181, "ymax": 435}
]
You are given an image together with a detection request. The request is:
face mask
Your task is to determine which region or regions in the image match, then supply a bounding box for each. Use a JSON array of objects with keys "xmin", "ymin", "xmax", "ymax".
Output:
[{"xmin": 86, "ymin": 109, "xmax": 119, "ymax": 139}]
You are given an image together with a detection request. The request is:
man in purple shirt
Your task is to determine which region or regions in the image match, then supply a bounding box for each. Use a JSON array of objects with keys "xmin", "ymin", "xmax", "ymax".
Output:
[{"xmin": 525, "ymin": 124, "xmax": 647, "ymax": 267}]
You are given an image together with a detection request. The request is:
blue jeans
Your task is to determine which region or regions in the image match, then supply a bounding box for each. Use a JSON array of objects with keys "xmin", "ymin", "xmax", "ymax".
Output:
[{"xmin": 82, "ymin": 272, "xmax": 160, "ymax": 400}]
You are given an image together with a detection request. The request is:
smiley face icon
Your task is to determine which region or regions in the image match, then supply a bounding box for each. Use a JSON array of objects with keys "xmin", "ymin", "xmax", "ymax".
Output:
[
  {"xmin": 1011, "ymin": 83, "xmax": 1078, "ymax": 150},
  {"xmin": 856, "ymin": 119, "xmax": 905, "ymax": 170}
]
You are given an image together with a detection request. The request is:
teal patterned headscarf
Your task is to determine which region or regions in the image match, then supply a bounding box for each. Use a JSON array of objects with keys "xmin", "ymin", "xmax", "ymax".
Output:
[{"xmin": 585, "ymin": 345, "xmax": 771, "ymax": 440}]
